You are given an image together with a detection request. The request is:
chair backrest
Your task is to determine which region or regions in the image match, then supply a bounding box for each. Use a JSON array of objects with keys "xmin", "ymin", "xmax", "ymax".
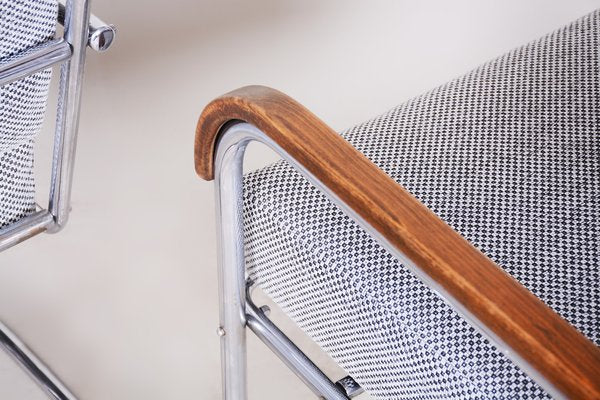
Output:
[
  {"xmin": 0, "ymin": 0, "xmax": 115, "ymax": 251},
  {"xmin": 0, "ymin": 0, "xmax": 57, "ymax": 229}
]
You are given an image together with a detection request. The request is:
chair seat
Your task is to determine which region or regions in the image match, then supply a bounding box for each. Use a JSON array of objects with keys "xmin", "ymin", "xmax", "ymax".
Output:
[
  {"xmin": 0, "ymin": 0, "xmax": 57, "ymax": 228},
  {"xmin": 243, "ymin": 10, "xmax": 599, "ymax": 400}
]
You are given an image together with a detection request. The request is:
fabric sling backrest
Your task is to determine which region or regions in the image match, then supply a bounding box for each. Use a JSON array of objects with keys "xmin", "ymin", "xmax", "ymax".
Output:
[{"xmin": 0, "ymin": 0, "xmax": 57, "ymax": 229}]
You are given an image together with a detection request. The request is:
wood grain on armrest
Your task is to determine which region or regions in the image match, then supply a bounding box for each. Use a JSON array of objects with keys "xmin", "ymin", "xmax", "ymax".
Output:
[{"xmin": 195, "ymin": 85, "xmax": 600, "ymax": 399}]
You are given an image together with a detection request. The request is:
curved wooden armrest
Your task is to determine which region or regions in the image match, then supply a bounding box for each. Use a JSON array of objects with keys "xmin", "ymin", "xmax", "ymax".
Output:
[{"xmin": 195, "ymin": 85, "xmax": 600, "ymax": 399}]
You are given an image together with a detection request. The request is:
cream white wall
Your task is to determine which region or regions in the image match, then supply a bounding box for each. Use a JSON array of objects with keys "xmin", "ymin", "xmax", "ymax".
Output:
[{"xmin": 1, "ymin": 1, "xmax": 599, "ymax": 399}]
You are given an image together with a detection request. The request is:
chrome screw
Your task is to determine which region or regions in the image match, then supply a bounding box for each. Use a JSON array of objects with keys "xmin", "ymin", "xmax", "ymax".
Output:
[{"xmin": 259, "ymin": 305, "xmax": 271, "ymax": 316}]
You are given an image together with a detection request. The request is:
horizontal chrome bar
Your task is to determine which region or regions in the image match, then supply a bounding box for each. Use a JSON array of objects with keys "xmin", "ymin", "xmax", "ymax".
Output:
[
  {"xmin": 246, "ymin": 287, "xmax": 349, "ymax": 400},
  {"xmin": 0, "ymin": 39, "xmax": 71, "ymax": 86},
  {"xmin": 58, "ymin": 0, "xmax": 116, "ymax": 52},
  {"xmin": 0, "ymin": 211, "xmax": 54, "ymax": 252},
  {"xmin": 0, "ymin": 321, "xmax": 77, "ymax": 400}
]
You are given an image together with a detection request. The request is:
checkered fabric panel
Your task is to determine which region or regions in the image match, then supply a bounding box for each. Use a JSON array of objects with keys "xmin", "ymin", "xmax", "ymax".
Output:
[
  {"xmin": 244, "ymin": 10, "xmax": 599, "ymax": 399},
  {"xmin": 0, "ymin": 0, "xmax": 57, "ymax": 228},
  {"xmin": 0, "ymin": 140, "xmax": 35, "ymax": 227}
]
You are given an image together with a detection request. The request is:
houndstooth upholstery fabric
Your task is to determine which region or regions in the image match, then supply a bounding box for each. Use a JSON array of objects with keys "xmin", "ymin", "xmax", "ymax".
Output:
[
  {"xmin": 243, "ymin": 10, "xmax": 599, "ymax": 399},
  {"xmin": 0, "ymin": 0, "xmax": 57, "ymax": 229}
]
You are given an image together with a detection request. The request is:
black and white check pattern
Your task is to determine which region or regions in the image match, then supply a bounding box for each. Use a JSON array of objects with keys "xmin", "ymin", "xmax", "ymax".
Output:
[
  {"xmin": 244, "ymin": 10, "xmax": 599, "ymax": 399},
  {"xmin": 0, "ymin": 0, "xmax": 57, "ymax": 228}
]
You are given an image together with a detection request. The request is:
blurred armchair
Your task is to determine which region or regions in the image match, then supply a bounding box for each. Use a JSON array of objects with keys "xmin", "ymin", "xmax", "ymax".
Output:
[{"xmin": 0, "ymin": 0, "xmax": 114, "ymax": 398}]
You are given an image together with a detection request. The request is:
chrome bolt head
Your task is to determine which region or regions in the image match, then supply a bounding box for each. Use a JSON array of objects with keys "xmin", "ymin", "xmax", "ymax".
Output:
[
  {"xmin": 259, "ymin": 305, "xmax": 271, "ymax": 316},
  {"xmin": 89, "ymin": 25, "xmax": 116, "ymax": 52}
]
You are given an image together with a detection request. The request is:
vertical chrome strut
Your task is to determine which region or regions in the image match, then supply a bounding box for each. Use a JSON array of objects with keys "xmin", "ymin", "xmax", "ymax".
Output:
[
  {"xmin": 213, "ymin": 123, "xmax": 350, "ymax": 400},
  {"xmin": 213, "ymin": 126, "xmax": 249, "ymax": 399}
]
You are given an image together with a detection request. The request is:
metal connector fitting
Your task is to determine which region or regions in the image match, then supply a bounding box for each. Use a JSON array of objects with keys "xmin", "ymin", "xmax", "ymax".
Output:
[
  {"xmin": 88, "ymin": 23, "xmax": 116, "ymax": 52},
  {"xmin": 335, "ymin": 376, "xmax": 364, "ymax": 398},
  {"xmin": 58, "ymin": 0, "xmax": 116, "ymax": 52}
]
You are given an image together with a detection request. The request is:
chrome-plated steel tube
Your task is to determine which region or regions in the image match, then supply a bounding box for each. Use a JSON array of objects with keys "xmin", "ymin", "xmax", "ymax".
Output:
[
  {"xmin": 0, "ymin": 39, "xmax": 71, "ymax": 86},
  {"xmin": 215, "ymin": 124, "xmax": 347, "ymax": 399},
  {"xmin": 246, "ymin": 292, "xmax": 349, "ymax": 400},
  {"xmin": 214, "ymin": 129, "xmax": 249, "ymax": 399},
  {"xmin": 0, "ymin": 321, "xmax": 77, "ymax": 400},
  {"xmin": 48, "ymin": 0, "xmax": 92, "ymax": 232},
  {"xmin": 0, "ymin": 211, "xmax": 54, "ymax": 252},
  {"xmin": 214, "ymin": 122, "xmax": 562, "ymax": 400}
]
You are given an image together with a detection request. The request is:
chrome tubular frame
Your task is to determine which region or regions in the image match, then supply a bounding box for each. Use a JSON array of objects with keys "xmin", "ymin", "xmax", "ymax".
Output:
[
  {"xmin": 214, "ymin": 122, "xmax": 561, "ymax": 399},
  {"xmin": 214, "ymin": 123, "xmax": 350, "ymax": 400},
  {"xmin": 214, "ymin": 124, "xmax": 249, "ymax": 400},
  {"xmin": 246, "ymin": 282, "xmax": 349, "ymax": 400},
  {"xmin": 0, "ymin": 39, "xmax": 72, "ymax": 87},
  {"xmin": 0, "ymin": 321, "xmax": 76, "ymax": 400},
  {"xmin": 0, "ymin": 1, "xmax": 114, "ymax": 399},
  {"xmin": 47, "ymin": 0, "xmax": 93, "ymax": 232},
  {"xmin": 0, "ymin": 0, "xmax": 115, "ymax": 250}
]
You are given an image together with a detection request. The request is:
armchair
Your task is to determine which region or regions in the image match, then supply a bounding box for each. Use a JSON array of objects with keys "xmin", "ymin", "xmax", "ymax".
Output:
[
  {"xmin": 0, "ymin": 0, "xmax": 114, "ymax": 398},
  {"xmin": 196, "ymin": 10, "xmax": 600, "ymax": 400}
]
